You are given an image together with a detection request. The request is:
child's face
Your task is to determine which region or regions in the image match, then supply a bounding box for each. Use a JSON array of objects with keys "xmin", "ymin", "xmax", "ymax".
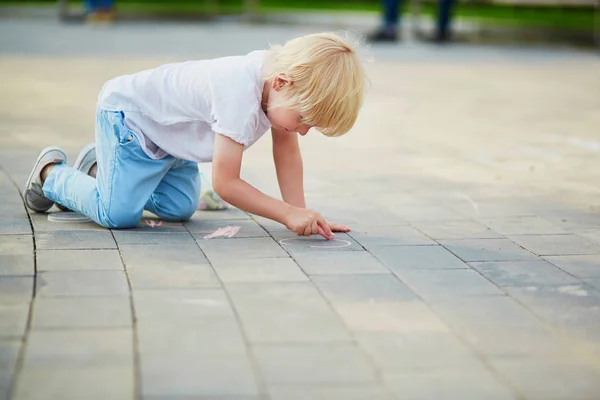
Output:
[{"xmin": 266, "ymin": 75, "xmax": 313, "ymax": 136}]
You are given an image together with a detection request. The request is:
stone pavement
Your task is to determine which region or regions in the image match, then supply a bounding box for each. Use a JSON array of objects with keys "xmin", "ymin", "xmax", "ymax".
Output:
[{"xmin": 1, "ymin": 17, "xmax": 600, "ymax": 400}]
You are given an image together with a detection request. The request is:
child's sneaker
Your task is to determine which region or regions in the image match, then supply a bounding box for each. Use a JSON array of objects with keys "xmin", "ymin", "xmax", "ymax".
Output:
[
  {"xmin": 197, "ymin": 172, "xmax": 228, "ymax": 211},
  {"xmin": 56, "ymin": 143, "xmax": 96, "ymax": 212},
  {"xmin": 23, "ymin": 147, "xmax": 67, "ymax": 213}
]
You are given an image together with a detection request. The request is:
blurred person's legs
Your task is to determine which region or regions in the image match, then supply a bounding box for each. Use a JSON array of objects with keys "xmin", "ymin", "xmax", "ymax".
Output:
[
  {"xmin": 85, "ymin": 0, "xmax": 115, "ymax": 23},
  {"xmin": 368, "ymin": 0, "xmax": 404, "ymax": 42},
  {"xmin": 434, "ymin": 0, "xmax": 455, "ymax": 42}
]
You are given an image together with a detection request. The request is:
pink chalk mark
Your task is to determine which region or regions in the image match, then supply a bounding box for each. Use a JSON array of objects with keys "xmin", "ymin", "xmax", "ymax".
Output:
[
  {"xmin": 145, "ymin": 220, "xmax": 163, "ymax": 228},
  {"xmin": 203, "ymin": 226, "xmax": 241, "ymax": 240}
]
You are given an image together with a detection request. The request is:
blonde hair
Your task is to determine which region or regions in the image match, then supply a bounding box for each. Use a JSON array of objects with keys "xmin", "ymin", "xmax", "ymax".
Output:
[{"xmin": 264, "ymin": 32, "xmax": 367, "ymax": 137}]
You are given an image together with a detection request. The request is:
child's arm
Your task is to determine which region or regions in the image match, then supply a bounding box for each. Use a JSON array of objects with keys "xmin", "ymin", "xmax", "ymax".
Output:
[
  {"xmin": 212, "ymin": 133, "xmax": 334, "ymax": 239},
  {"xmin": 271, "ymin": 128, "xmax": 306, "ymax": 208}
]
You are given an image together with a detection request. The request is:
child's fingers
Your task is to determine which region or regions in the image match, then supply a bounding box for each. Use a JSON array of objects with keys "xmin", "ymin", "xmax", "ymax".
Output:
[
  {"xmin": 317, "ymin": 219, "xmax": 334, "ymax": 240},
  {"xmin": 316, "ymin": 225, "xmax": 331, "ymax": 240}
]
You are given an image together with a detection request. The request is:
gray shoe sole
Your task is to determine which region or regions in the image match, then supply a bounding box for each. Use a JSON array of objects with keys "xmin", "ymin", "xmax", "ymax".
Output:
[
  {"xmin": 56, "ymin": 143, "xmax": 96, "ymax": 212},
  {"xmin": 23, "ymin": 147, "xmax": 67, "ymax": 213}
]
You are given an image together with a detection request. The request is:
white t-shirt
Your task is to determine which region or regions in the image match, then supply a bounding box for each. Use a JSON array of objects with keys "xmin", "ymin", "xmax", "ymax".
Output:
[{"xmin": 97, "ymin": 50, "xmax": 271, "ymax": 162}]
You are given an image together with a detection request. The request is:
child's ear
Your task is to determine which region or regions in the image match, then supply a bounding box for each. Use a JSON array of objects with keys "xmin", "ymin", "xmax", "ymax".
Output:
[{"xmin": 273, "ymin": 73, "xmax": 293, "ymax": 91}]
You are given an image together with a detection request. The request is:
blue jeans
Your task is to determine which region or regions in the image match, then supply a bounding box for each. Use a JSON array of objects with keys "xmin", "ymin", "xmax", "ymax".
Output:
[
  {"xmin": 382, "ymin": 0, "xmax": 454, "ymax": 36},
  {"xmin": 43, "ymin": 110, "xmax": 201, "ymax": 229}
]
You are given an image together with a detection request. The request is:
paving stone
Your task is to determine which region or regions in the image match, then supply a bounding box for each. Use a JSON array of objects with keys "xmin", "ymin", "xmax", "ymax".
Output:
[
  {"xmin": 439, "ymin": 239, "xmax": 538, "ymax": 262},
  {"xmin": 584, "ymin": 277, "xmax": 600, "ymax": 291},
  {"xmin": 577, "ymin": 229, "xmax": 600, "ymax": 245},
  {"xmin": 508, "ymin": 234, "xmax": 600, "ymax": 256},
  {"xmin": 0, "ymin": 218, "xmax": 31, "ymax": 235},
  {"xmin": 349, "ymin": 226, "xmax": 436, "ymax": 248},
  {"xmin": 491, "ymin": 358, "xmax": 600, "ymax": 400},
  {"xmin": 292, "ymin": 251, "xmax": 389, "ymax": 275},
  {"xmin": 0, "ymin": 277, "xmax": 32, "ymax": 305},
  {"xmin": 480, "ymin": 216, "xmax": 566, "ymax": 235},
  {"xmin": 30, "ymin": 212, "xmax": 106, "ymax": 232},
  {"xmin": 226, "ymin": 282, "xmax": 351, "ymax": 342},
  {"xmin": 411, "ymin": 219, "xmax": 503, "ymax": 239},
  {"xmin": 120, "ymin": 244, "xmax": 219, "ymax": 289},
  {"xmin": 0, "ymin": 235, "xmax": 32, "ymax": 255},
  {"xmin": 198, "ymin": 238, "xmax": 289, "ymax": 261},
  {"xmin": 383, "ymin": 371, "xmax": 517, "ymax": 400},
  {"xmin": 0, "ymin": 304, "xmax": 29, "ymax": 339},
  {"xmin": 23, "ymin": 329, "xmax": 133, "ymax": 367},
  {"xmin": 140, "ymin": 352, "xmax": 259, "ymax": 398},
  {"xmin": 254, "ymin": 343, "xmax": 378, "ymax": 385},
  {"xmin": 192, "ymin": 208, "xmax": 252, "ymax": 221},
  {"xmin": 369, "ymin": 245, "xmax": 468, "ymax": 270},
  {"xmin": 504, "ymin": 285, "xmax": 600, "ymax": 342},
  {"xmin": 271, "ymin": 231, "xmax": 364, "ymax": 253},
  {"xmin": 447, "ymin": 200, "xmax": 536, "ymax": 219},
  {"xmin": 312, "ymin": 275, "xmax": 420, "ymax": 303},
  {"xmin": 186, "ymin": 219, "xmax": 269, "ymax": 238},
  {"xmin": 0, "ymin": 341, "xmax": 20, "ymax": 400},
  {"xmin": 0, "ymin": 254, "xmax": 32, "ymax": 276},
  {"xmin": 428, "ymin": 295, "xmax": 541, "ymax": 328},
  {"xmin": 36, "ymin": 249, "xmax": 123, "ymax": 271},
  {"xmin": 268, "ymin": 386, "xmax": 391, "ymax": 400},
  {"xmin": 112, "ymin": 231, "xmax": 196, "ymax": 246},
  {"xmin": 356, "ymin": 332, "xmax": 484, "ymax": 373},
  {"xmin": 126, "ymin": 218, "xmax": 187, "ymax": 233},
  {"xmin": 470, "ymin": 260, "xmax": 580, "ymax": 286},
  {"xmin": 36, "ymin": 231, "xmax": 116, "ymax": 250},
  {"xmin": 32, "ymin": 297, "xmax": 131, "ymax": 329},
  {"xmin": 213, "ymin": 257, "xmax": 308, "ymax": 282},
  {"xmin": 544, "ymin": 255, "xmax": 600, "ymax": 278},
  {"xmin": 12, "ymin": 366, "xmax": 134, "ymax": 400},
  {"xmin": 456, "ymin": 324, "xmax": 574, "ymax": 358},
  {"xmin": 390, "ymin": 205, "xmax": 467, "ymax": 222},
  {"xmin": 36, "ymin": 271, "xmax": 129, "ymax": 297},
  {"xmin": 393, "ymin": 269, "xmax": 504, "ymax": 298}
]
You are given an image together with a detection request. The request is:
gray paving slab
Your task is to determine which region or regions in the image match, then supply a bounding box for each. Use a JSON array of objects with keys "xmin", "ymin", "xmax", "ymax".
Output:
[
  {"xmin": 0, "ymin": 254, "xmax": 32, "ymax": 276},
  {"xmin": 31, "ymin": 297, "xmax": 132, "ymax": 329},
  {"xmin": 253, "ymin": 343, "xmax": 378, "ymax": 385},
  {"xmin": 120, "ymin": 243, "xmax": 219, "ymax": 289},
  {"xmin": 0, "ymin": 304, "xmax": 29, "ymax": 339},
  {"xmin": 292, "ymin": 251, "xmax": 389, "ymax": 275},
  {"xmin": 389, "ymin": 205, "xmax": 467, "ymax": 223},
  {"xmin": 112, "ymin": 231, "xmax": 197, "ymax": 246},
  {"xmin": 35, "ymin": 231, "xmax": 117, "ymax": 250},
  {"xmin": 411, "ymin": 219, "xmax": 503, "ymax": 240},
  {"xmin": 312, "ymin": 275, "xmax": 450, "ymax": 333},
  {"xmin": 226, "ymin": 282, "xmax": 351, "ymax": 342},
  {"xmin": 186, "ymin": 219, "xmax": 269, "ymax": 238},
  {"xmin": 393, "ymin": 269, "xmax": 504, "ymax": 298},
  {"xmin": 491, "ymin": 358, "xmax": 600, "ymax": 400},
  {"xmin": 508, "ymin": 234, "xmax": 600, "ymax": 256},
  {"xmin": 0, "ymin": 219, "xmax": 31, "ymax": 235},
  {"xmin": 0, "ymin": 277, "xmax": 32, "ymax": 305},
  {"xmin": 36, "ymin": 249, "xmax": 124, "ymax": 271},
  {"xmin": 140, "ymin": 352, "xmax": 259, "ymax": 398},
  {"xmin": 198, "ymin": 237, "xmax": 289, "ymax": 261},
  {"xmin": 23, "ymin": 329, "xmax": 133, "ymax": 367},
  {"xmin": 577, "ymin": 229, "xmax": 600, "ymax": 245},
  {"xmin": 0, "ymin": 235, "xmax": 32, "ymax": 256},
  {"xmin": 504, "ymin": 285, "xmax": 600, "ymax": 342},
  {"xmin": 213, "ymin": 257, "xmax": 308, "ymax": 282},
  {"xmin": 544, "ymin": 255, "xmax": 600, "ymax": 278},
  {"xmin": 439, "ymin": 238, "xmax": 538, "ymax": 262},
  {"xmin": 348, "ymin": 226, "xmax": 437, "ymax": 248},
  {"xmin": 481, "ymin": 216, "xmax": 567, "ymax": 235},
  {"xmin": 193, "ymin": 208, "xmax": 252, "ymax": 221},
  {"xmin": 356, "ymin": 331, "xmax": 484, "ymax": 373},
  {"xmin": 30, "ymin": 212, "xmax": 106, "ymax": 232},
  {"xmin": 12, "ymin": 366, "xmax": 134, "ymax": 400},
  {"xmin": 0, "ymin": 341, "xmax": 20, "ymax": 400},
  {"xmin": 584, "ymin": 277, "xmax": 600, "ymax": 291},
  {"xmin": 268, "ymin": 386, "xmax": 391, "ymax": 400},
  {"xmin": 470, "ymin": 260, "xmax": 581, "ymax": 286},
  {"xmin": 123, "ymin": 218, "xmax": 187, "ymax": 233},
  {"xmin": 369, "ymin": 245, "xmax": 468, "ymax": 270},
  {"xmin": 36, "ymin": 271, "xmax": 129, "ymax": 297},
  {"xmin": 383, "ymin": 371, "xmax": 517, "ymax": 400}
]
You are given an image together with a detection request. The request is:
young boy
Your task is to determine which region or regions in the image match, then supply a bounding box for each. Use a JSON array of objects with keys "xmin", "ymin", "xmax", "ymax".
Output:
[{"xmin": 23, "ymin": 32, "xmax": 366, "ymax": 240}]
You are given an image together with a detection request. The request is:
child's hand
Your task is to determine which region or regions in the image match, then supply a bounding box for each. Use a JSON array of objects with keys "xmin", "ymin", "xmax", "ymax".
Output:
[
  {"xmin": 285, "ymin": 207, "xmax": 334, "ymax": 240},
  {"xmin": 328, "ymin": 222, "xmax": 351, "ymax": 233}
]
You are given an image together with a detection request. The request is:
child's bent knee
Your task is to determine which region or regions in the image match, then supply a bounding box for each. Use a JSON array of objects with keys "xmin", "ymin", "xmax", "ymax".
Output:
[{"xmin": 98, "ymin": 209, "xmax": 140, "ymax": 229}]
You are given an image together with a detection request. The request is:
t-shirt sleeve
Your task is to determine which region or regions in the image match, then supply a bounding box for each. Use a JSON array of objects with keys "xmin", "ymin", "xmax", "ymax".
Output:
[{"xmin": 208, "ymin": 65, "xmax": 260, "ymax": 147}]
